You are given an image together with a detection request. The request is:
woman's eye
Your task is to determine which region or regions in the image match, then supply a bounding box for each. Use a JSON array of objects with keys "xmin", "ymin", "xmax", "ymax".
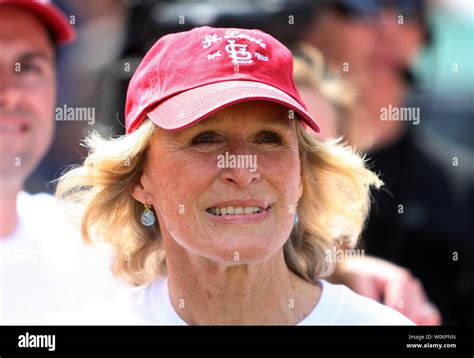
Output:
[
  {"xmin": 256, "ymin": 132, "xmax": 282, "ymax": 144},
  {"xmin": 192, "ymin": 132, "xmax": 220, "ymax": 144}
]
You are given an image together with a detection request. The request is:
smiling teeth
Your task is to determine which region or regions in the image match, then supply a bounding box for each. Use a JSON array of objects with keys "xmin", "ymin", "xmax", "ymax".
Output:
[{"xmin": 208, "ymin": 206, "xmax": 263, "ymax": 216}]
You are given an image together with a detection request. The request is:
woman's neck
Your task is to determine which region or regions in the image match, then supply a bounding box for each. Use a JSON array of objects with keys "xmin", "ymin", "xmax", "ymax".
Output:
[{"xmin": 163, "ymin": 236, "xmax": 321, "ymax": 325}]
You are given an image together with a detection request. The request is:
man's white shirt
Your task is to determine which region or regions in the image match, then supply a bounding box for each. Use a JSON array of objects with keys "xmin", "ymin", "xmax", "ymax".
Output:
[{"xmin": 0, "ymin": 191, "xmax": 125, "ymax": 325}]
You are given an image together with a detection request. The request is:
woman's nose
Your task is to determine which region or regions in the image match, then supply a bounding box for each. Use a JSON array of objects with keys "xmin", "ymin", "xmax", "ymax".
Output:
[{"xmin": 217, "ymin": 140, "xmax": 260, "ymax": 188}]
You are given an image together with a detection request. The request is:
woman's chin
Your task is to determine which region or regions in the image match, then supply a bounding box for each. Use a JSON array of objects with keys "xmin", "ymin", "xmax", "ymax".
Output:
[{"xmin": 200, "ymin": 236, "xmax": 284, "ymax": 264}]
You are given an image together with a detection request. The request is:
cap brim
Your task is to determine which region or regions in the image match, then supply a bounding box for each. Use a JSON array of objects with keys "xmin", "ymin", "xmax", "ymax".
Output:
[
  {"xmin": 2, "ymin": 1, "xmax": 76, "ymax": 45},
  {"xmin": 146, "ymin": 81, "xmax": 320, "ymax": 133}
]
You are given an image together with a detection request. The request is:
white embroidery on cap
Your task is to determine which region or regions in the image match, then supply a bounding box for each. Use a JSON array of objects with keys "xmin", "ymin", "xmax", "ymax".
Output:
[
  {"xmin": 207, "ymin": 50, "xmax": 222, "ymax": 60},
  {"xmin": 225, "ymin": 40, "xmax": 253, "ymax": 64},
  {"xmin": 254, "ymin": 52, "xmax": 268, "ymax": 61},
  {"xmin": 202, "ymin": 30, "xmax": 269, "ymax": 65},
  {"xmin": 202, "ymin": 34, "xmax": 222, "ymax": 49},
  {"xmin": 224, "ymin": 30, "xmax": 266, "ymax": 49}
]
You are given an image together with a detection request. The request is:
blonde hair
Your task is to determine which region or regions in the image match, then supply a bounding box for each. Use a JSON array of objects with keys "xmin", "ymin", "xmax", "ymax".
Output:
[{"xmin": 55, "ymin": 118, "xmax": 382, "ymax": 286}]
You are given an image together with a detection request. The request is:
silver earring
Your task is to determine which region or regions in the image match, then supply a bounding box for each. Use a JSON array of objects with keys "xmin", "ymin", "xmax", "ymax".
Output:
[
  {"xmin": 294, "ymin": 212, "xmax": 299, "ymax": 226},
  {"xmin": 141, "ymin": 204, "xmax": 156, "ymax": 226}
]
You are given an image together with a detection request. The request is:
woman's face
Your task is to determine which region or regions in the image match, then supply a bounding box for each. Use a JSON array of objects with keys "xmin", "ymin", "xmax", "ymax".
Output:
[{"xmin": 134, "ymin": 101, "xmax": 303, "ymax": 264}]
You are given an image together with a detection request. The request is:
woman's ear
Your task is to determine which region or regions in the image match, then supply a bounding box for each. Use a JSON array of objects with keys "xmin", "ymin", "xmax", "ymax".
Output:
[
  {"xmin": 297, "ymin": 178, "xmax": 304, "ymax": 202},
  {"xmin": 131, "ymin": 174, "xmax": 152, "ymax": 204},
  {"xmin": 298, "ymin": 156, "xmax": 304, "ymax": 202}
]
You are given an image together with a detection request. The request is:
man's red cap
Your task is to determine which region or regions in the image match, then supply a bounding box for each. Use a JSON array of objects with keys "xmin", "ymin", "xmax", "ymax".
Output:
[
  {"xmin": 125, "ymin": 26, "xmax": 320, "ymax": 134},
  {"xmin": 0, "ymin": 0, "xmax": 76, "ymax": 45}
]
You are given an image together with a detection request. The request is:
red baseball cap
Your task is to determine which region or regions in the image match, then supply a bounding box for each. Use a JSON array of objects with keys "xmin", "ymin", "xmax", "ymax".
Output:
[
  {"xmin": 125, "ymin": 26, "xmax": 320, "ymax": 134},
  {"xmin": 0, "ymin": 0, "xmax": 76, "ymax": 45}
]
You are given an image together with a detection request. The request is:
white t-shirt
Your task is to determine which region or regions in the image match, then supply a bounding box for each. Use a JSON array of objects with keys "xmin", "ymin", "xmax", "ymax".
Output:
[
  {"xmin": 0, "ymin": 191, "xmax": 125, "ymax": 325},
  {"xmin": 48, "ymin": 276, "xmax": 414, "ymax": 325}
]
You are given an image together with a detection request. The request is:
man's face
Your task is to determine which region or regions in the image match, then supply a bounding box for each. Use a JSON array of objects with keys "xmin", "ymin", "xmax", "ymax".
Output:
[
  {"xmin": 0, "ymin": 6, "xmax": 56, "ymax": 183},
  {"xmin": 305, "ymin": 4, "xmax": 424, "ymax": 99}
]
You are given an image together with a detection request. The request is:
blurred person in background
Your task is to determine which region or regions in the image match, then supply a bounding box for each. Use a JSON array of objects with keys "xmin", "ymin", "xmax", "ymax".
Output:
[
  {"xmin": 293, "ymin": 43, "xmax": 356, "ymax": 140},
  {"xmin": 24, "ymin": 0, "xmax": 130, "ymax": 193},
  {"xmin": 301, "ymin": 0, "xmax": 474, "ymax": 324},
  {"xmin": 293, "ymin": 43, "xmax": 440, "ymax": 325},
  {"xmin": 0, "ymin": 0, "xmax": 123, "ymax": 325}
]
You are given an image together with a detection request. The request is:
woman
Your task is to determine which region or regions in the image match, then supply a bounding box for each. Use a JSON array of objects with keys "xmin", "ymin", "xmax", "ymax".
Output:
[{"xmin": 56, "ymin": 26, "xmax": 413, "ymax": 325}]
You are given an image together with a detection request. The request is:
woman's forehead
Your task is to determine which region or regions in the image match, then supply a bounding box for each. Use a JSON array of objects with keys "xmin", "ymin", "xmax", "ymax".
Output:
[
  {"xmin": 150, "ymin": 101, "xmax": 297, "ymax": 144},
  {"xmin": 195, "ymin": 101, "xmax": 294, "ymax": 129}
]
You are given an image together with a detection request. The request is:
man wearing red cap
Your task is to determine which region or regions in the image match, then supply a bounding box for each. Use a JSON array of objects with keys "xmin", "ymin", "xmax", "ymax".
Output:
[{"xmin": 0, "ymin": 0, "xmax": 121, "ymax": 324}]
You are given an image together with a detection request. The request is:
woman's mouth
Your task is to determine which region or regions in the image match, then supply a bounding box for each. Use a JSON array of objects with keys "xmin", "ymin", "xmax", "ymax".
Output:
[
  {"xmin": 205, "ymin": 200, "xmax": 270, "ymax": 223},
  {"xmin": 206, "ymin": 206, "xmax": 264, "ymax": 216}
]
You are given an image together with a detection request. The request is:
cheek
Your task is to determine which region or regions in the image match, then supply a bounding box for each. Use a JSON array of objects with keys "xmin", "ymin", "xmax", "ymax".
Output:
[
  {"xmin": 30, "ymin": 79, "xmax": 56, "ymax": 117},
  {"xmin": 343, "ymin": 31, "xmax": 375, "ymax": 65},
  {"xmin": 399, "ymin": 29, "xmax": 424, "ymax": 61},
  {"xmin": 323, "ymin": 22, "xmax": 375, "ymax": 65},
  {"xmin": 23, "ymin": 83, "xmax": 56, "ymax": 157},
  {"xmin": 148, "ymin": 152, "xmax": 216, "ymax": 219},
  {"xmin": 259, "ymin": 152, "xmax": 301, "ymax": 203},
  {"xmin": 146, "ymin": 152, "xmax": 223, "ymax": 256},
  {"xmin": 30, "ymin": 82, "xmax": 56, "ymax": 134}
]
